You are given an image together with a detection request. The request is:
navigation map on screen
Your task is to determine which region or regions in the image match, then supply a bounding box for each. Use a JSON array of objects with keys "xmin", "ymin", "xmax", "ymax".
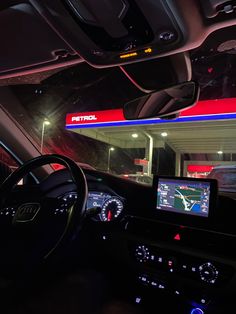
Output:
[{"xmin": 157, "ymin": 178, "xmax": 210, "ymax": 217}]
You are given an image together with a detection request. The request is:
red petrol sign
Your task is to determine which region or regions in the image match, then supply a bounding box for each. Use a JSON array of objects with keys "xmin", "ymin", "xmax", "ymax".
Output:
[
  {"xmin": 66, "ymin": 109, "xmax": 125, "ymax": 125},
  {"xmin": 66, "ymin": 98, "xmax": 236, "ymax": 129},
  {"xmin": 134, "ymin": 159, "xmax": 149, "ymax": 166}
]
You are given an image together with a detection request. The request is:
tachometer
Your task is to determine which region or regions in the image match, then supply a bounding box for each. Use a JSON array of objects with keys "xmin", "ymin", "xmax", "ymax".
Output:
[{"xmin": 100, "ymin": 197, "xmax": 123, "ymax": 222}]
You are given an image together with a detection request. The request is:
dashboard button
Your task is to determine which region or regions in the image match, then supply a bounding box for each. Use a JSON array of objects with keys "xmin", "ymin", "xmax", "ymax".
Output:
[
  {"xmin": 150, "ymin": 254, "xmax": 155, "ymax": 261},
  {"xmin": 199, "ymin": 262, "xmax": 219, "ymax": 284},
  {"xmin": 166, "ymin": 258, "xmax": 176, "ymax": 273},
  {"xmin": 138, "ymin": 275, "xmax": 148, "ymax": 284},
  {"xmin": 158, "ymin": 283, "xmax": 166, "ymax": 290},
  {"xmin": 159, "ymin": 30, "xmax": 176, "ymax": 43},
  {"xmin": 181, "ymin": 263, "xmax": 188, "ymax": 271},
  {"xmin": 135, "ymin": 297, "xmax": 142, "ymax": 304},
  {"xmin": 135, "ymin": 245, "xmax": 150, "ymax": 263},
  {"xmin": 191, "ymin": 266, "xmax": 197, "ymax": 273},
  {"xmin": 150, "ymin": 280, "xmax": 158, "ymax": 288},
  {"xmin": 167, "ymin": 259, "xmax": 174, "ymax": 267},
  {"xmin": 197, "ymin": 296, "xmax": 211, "ymax": 306},
  {"xmin": 174, "ymin": 290, "xmax": 181, "ymax": 296}
]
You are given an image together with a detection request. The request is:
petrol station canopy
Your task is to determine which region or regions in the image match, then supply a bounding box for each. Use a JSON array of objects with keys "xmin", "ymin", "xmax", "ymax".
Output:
[{"xmin": 66, "ymin": 98, "xmax": 236, "ymax": 154}]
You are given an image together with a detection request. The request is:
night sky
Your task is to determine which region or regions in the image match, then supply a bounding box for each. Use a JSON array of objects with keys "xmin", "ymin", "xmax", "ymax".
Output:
[{"xmin": 5, "ymin": 25, "xmax": 236, "ymax": 174}]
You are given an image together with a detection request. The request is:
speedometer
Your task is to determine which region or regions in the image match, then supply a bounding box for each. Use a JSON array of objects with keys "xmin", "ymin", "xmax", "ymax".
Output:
[{"xmin": 100, "ymin": 197, "xmax": 124, "ymax": 222}]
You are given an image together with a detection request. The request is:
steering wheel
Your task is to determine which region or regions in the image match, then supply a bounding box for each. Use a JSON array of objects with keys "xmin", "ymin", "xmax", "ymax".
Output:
[{"xmin": 0, "ymin": 154, "xmax": 88, "ymax": 274}]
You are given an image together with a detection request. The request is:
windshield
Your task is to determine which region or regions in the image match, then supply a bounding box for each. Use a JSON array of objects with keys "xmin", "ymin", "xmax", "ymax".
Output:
[{"xmin": 1, "ymin": 28, "xmax": 236, "ymax": 192}]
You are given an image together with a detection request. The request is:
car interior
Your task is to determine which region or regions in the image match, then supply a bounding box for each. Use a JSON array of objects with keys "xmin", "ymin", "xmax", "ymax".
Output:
[{"xmin": 0, "ymin": 1, "xmax": 236, "ymax": 314}]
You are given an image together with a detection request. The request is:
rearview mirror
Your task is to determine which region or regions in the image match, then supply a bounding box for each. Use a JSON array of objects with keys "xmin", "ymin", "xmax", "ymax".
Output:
[{"xmin": 123, "ymin": 81, "xmax": 199, "ymax": 120}]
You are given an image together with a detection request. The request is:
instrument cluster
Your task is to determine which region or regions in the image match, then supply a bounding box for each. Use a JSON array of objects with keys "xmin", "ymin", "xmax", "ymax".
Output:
[{"xmin": 60, "ymin": 191, "xmax": 124, "ymax": 222}]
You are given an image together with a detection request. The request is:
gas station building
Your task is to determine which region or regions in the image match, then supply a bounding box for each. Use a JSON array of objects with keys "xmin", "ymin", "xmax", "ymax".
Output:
[{"xmin": 66, "ymin": 98, "xmax": 236, "ymax": 177}]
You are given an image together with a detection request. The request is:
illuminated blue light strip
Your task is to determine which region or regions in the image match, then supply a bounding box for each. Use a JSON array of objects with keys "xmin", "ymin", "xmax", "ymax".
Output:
[
  {"xmin": 66, "ymin": 113, "xmax": 236, "ymax": 130},
  {"xmin": 190, "ymin": 308, "xmax": 204, "ymax": 314}
]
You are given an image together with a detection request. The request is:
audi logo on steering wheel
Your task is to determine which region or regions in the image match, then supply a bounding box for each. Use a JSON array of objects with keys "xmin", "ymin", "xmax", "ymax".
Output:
[{"xmin": 14, "ymin": 203, "xmax": 40, "ymax": 222}]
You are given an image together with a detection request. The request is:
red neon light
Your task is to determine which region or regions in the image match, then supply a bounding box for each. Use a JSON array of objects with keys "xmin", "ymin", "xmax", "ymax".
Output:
[{"xmin": 187, "ymin": 165, "xmax": 214, "ymax": 173}]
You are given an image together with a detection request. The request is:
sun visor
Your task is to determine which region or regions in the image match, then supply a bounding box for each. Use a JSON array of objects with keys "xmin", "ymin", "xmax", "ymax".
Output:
[{"xmin": 0, "ymin": 3, "xmax": 75, "ymax": 75}]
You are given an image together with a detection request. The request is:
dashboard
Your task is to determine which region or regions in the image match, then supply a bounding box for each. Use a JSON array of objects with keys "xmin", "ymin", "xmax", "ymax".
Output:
[
  {"xmin": 60, "ymin": 191, "xmax": 124, "ymax": 222},
  {"xmin": 84, "ymin": 172, "xmax": 235, "ymax": 314},
  {"xmin": 42, "ymin": 168, "xmax": 236, "ymax": 314}
]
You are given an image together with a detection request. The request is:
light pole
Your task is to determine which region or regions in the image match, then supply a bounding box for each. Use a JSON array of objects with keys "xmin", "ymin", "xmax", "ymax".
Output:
[
  {"xmin": 40, "ymin": 119, "xmax": 50, "ymax": 154},
  {"xmin": 107, "ymin": 147, "xmax": 115, "ymax": 172}
]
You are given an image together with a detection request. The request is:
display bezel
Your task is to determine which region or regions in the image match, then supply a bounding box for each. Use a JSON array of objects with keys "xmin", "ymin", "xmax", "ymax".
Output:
[{"xmin": 153, "ymin": 176, "xmax": 218, "ymax": 228}]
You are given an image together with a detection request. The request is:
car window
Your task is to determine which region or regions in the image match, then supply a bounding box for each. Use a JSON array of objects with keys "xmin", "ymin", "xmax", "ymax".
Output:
[
  {"xmin": 0, "ymin": 145, "xmax": 18, "ymax": 183},
  {"xmin": 208, "ymin": 169, "xmax": 236, "ymax": 191},
  {"xmin": 2, "ymin": 37, "xmax": 236, "ymax": 192}
]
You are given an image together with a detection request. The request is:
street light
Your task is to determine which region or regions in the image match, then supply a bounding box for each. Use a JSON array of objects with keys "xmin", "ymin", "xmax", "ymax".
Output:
[
  {"xmin": 40, "ymin": 119, "xmax": 51, "ymax": 154},
  {"xmin": 107, "ymin": 147, "xmax": 115, "ymax": 172},
  {"xmin": 161, "ymin": 132, "xmax": 168, "ymax": 137}
]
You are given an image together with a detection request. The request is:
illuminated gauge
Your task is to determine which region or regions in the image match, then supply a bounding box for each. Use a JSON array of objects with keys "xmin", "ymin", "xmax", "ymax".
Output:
[{"xmin": 100, "ymin": 197, "xmax": 123, "ymax": 222}]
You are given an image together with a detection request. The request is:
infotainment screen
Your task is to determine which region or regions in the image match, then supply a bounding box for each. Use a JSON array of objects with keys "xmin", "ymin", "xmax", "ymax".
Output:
[{"xmin": 156, "ymin": 177, "xmax": 211, "ymax": 217}]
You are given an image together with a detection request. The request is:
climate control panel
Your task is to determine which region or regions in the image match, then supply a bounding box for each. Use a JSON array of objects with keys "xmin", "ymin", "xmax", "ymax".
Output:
[
  {"xmin": 135, "ymin": 245, "xmax": 151, "ymax": 263},
  {"xmin": 131, "ymin": 244, "xmax": 233, "ymax": 286}
]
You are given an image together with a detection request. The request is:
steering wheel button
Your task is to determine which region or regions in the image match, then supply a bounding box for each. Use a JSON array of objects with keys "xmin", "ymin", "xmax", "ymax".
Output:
[
  {"xmin": 151, "ymin": 281, "xmax": 158, "ymax": 287},
  {"xmin": 158, "ymin": 284, "xmax": 165, "ymax": 289}
]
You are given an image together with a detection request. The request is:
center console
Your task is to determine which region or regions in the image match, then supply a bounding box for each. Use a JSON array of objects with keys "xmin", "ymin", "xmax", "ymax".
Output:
[{"xmin": 123, "ymin": 176, "xmax": 236, "ymax": 313}]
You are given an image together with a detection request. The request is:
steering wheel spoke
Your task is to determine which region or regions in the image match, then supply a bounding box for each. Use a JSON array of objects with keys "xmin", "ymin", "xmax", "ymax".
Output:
[
  {"xmin": 0, "ymin": 154, "xmax": 88, "ymax": 273},
  {"xmin": 0, "ymin": 205, "xmax": 17, "ymax": 219}
]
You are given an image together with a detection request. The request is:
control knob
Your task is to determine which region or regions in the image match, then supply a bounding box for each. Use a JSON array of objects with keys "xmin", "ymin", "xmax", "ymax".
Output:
[
  {"xmin": 135, "ymin": 245, "xmax": 150, "ymax": 263},
  {"xmin": 199, "ymin": 262, "xmax": 219, "ymax": 284}
]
